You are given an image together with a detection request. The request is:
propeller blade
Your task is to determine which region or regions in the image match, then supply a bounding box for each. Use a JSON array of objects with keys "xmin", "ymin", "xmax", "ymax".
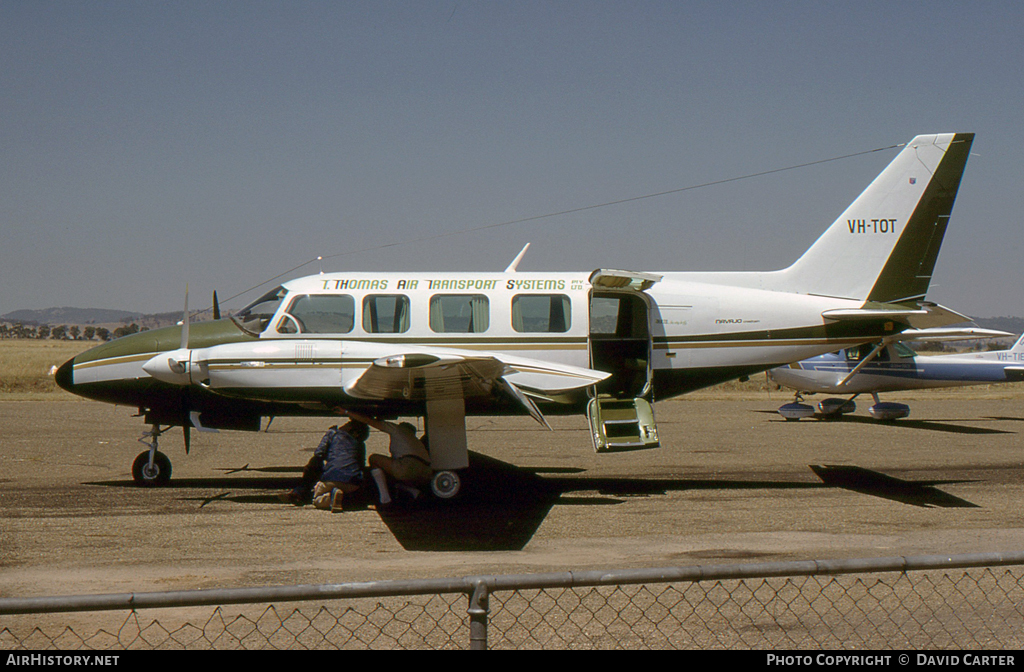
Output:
[
  {"xmin": 180, "ymin": 285, "xmax": 190, "ymax": 350},
  {"xmin": 212, "ymin": 290, "xmax": 221, "ymax": 320}
]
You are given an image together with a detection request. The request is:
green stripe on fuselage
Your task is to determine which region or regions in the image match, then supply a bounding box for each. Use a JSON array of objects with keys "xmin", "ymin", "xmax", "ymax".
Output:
[{"xmin": 73, "ymin": 319, "xmax": 257, "ymax": 366}]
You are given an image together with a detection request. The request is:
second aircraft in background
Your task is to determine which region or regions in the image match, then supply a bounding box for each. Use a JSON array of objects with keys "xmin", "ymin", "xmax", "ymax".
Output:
[{"xmin": 770, "ymin": 328, "xmax": 1022, "ymax": 421}]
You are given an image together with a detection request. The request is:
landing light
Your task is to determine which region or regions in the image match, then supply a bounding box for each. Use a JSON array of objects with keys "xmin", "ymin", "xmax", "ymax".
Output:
[{"xmin": 377, "ymin": 354, "xmax": 441, "ymax": 368}]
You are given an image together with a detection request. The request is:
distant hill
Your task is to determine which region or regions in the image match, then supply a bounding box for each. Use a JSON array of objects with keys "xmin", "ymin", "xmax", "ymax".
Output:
[
  {"xmin": 2, "ymin": 307, "xmax": 142, "ymax": 325},
  {"xmin": 1, "ymin": 307, "xmax": 180, "ymax": 329},
  {"xmin": 971, "ymin": 316, "xmax": 1024, "ymax": 336}
]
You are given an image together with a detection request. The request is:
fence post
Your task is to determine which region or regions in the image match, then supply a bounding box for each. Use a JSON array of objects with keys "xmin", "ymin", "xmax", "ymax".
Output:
[{"xmin": 467, "ymin": 580, "xmax": 490, "ymax": 650}]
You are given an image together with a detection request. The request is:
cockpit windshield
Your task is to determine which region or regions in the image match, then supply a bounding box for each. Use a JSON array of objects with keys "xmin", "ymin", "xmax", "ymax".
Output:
[{"xmin": 232, "ymin": 286, "xmax": 287, "ymax": 335}]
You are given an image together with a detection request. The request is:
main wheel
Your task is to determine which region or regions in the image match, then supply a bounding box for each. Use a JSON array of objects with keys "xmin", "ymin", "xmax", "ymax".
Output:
[
  {"xmin": 132, "ymin": 450, "xmax": 172, "ymax": 487},
  {"xmin": 430, "ymin": 470, "xmax": 461, "ymax": 499}
]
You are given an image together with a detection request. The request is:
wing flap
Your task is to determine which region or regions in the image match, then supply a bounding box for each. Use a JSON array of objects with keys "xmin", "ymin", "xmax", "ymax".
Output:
[
  {"xmin": 344, "ymin": 354, "xmax": 503, "ymax": 401},
  {"xmin": 343, "ymin": 350, "xmax": 610, "ymax": 403}
]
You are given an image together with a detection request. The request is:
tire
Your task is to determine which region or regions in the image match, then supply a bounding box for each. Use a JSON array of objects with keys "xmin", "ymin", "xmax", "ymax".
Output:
[
  {"xmin": 132, "ymin": 450, "xmax": 172, "ymax": 487},
  {"xmin": 430, "ymin": 470, "xmax": 461, "ymax": 499}
]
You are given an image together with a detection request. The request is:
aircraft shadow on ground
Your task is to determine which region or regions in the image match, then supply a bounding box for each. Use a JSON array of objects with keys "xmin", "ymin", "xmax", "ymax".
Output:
[
  {"xmin": 351, "ymin": 454, "xmax": 827, "ymax": 552},
  {"xmin": 758, "ymin": 410, "xmax": 1012, "ymax": 435},
  {"xmin": 825, "ymin": 416, "xmax": 1011, "ymax": 435},
  {"xmin": 809, "ymin": 464, "xmax": 978, "ymax": 509},
  {"xmin": 86, "ymin": 455, "xmax": 979, "ymax": 551}
]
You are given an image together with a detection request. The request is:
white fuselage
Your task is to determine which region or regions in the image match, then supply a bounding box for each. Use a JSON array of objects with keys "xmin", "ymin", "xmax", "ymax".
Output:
[{"xmin": 181, "ymin": 270, "xmax": 878, "ymax": 404}]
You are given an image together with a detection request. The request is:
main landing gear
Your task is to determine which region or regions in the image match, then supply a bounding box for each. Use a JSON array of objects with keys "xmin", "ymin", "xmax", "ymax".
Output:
[
  {"xmin": 430, "ymin": 470, "xmax": 461, "ymax": 499},
  {"xmin": 777, "ymin": 393, "xmax": 816, "ymax": 421},
  {"xmin": 133, "ymin": 425, "xmax": 173, "ymax": 487},
  {"xmin": 777, "ymin": 392, "xmax": 909, "ymax": 421},
  {"xmin": 778, "ymin": 392, "xmax": 858, "ymax": 420}
]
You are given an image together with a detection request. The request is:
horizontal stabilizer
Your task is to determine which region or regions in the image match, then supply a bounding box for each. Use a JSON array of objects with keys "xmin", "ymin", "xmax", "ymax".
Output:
[
  {"xmin": 891, "ymin": 327, "xmax": 1014, "ymax": 342},
  {"xmin": 822, "ymin": 302, "xmax": 969, "ymax": 330}
]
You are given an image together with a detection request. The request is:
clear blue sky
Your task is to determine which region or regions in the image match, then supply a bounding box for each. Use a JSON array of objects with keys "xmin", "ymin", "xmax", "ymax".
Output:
[{"xmin": 2, "ymin": 1, "xmax": 1022, "ymax": 317}]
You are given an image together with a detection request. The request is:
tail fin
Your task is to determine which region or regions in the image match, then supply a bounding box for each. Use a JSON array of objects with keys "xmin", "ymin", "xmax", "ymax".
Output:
[
  {"xmin": 1010, "ymin": 333, "xmax": 1024, "ymax": 352},
  {"xmin": 773, "ymin": 133, "xmax": 974, "ymax": 303}
]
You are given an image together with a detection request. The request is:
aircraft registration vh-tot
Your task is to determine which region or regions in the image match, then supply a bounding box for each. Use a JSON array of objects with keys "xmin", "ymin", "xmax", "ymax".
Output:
[
  {"xmin": 769, "ymin": 328, "xmax": 1024, "ymax": 421},
  {"xmin": 57, "ymin": 132, "xmax": 976, "ymax": 498}
]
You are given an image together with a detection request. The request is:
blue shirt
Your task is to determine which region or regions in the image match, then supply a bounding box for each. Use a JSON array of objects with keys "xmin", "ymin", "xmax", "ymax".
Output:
[{"xmin": 314, "ymin": 427, "xmax": 366, "ymax": 484}]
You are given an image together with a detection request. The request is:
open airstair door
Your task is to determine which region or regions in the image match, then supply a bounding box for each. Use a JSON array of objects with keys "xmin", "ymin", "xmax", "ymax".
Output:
[{"xmin": 587, "ymin": 270, "xmax": 662, "ymax": 453}]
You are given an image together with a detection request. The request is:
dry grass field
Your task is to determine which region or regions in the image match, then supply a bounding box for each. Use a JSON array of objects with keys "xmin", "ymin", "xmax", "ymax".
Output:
[{"xmin": 0, "ymin": 339, "xmax": 94, "ymax": 397}]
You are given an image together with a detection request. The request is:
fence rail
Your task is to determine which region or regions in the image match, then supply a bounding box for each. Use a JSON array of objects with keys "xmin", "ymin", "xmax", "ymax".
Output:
[{"xmin": 3, "ymin": 551, "xmax": 1024, "ymax": 649}]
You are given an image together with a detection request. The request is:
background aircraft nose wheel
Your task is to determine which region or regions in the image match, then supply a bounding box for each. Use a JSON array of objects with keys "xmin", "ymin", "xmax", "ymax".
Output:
[
  {"xmin": 132, "ymin": 450, "xmax": 172, "ymax": 487},
  {"xmin": 430, "ymin": 470, "xmax": 461, "ymax": 499}
]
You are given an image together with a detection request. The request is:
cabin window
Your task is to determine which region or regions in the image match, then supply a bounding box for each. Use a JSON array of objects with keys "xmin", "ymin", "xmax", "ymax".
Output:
[
  {"xmin": 277, "ymin": 294, "xmax": 355, "ymax": 334},
  {"xmin": 362, "ymin": 295, "xmax": 410, "ymax": 334},
  {"xmin": 511, "ymin": 294, "xmax": 571, "ymax": 333},
  {"xmin": 894, "ymin": 343, "xmax": 916, "ymax": 358},
  {"xmin": 845, "ymin": 343, "xmax": 889, "ymax": 362},
  {"xmin": 429, "ymin": 294, "xmax": 489, "ymax": 333}
]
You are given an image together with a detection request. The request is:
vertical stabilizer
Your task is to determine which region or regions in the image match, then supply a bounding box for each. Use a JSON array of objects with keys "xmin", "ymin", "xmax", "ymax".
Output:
[
  {"xmin": 1009, "ymin": 333, "xmax": 1024, "ymax": 353},
  {"xmin": 774, "ymin": 133, "xmax": 974, "ymax": 303}
]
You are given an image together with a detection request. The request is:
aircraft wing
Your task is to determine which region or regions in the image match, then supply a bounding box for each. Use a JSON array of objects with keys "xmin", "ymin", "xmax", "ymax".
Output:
[
  {"xmin": 343, "ymin": 349, "xmax": 610, "ymax": 403},
  {"xmin": 822, "ymin": 302, "xmax": 969, "ymax": 330}
]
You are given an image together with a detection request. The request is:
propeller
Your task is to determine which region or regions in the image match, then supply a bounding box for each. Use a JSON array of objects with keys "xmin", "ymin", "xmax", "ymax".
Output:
[
  {"xmin": 181, "ymin": 284, "xmax": 190, "ymax": 349},
  {"xmin": 140, "ymin": 285, "xmax": 203, "ymax": 451},
  {"xmin": 181, "ymin": 286, "xmax": 192, "ymax": 453}
]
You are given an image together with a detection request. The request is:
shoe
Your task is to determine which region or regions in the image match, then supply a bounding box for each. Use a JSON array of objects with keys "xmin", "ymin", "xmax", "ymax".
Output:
[
  {"xmin": 396, "ymin": 484, "xmax": 421, "ymax": 501},
  {"xmin": 277, "ymin": 490, "xmax": 305, "ymax": 506},
  {"xmin": 330, "ymin": 488, "xmax": 344, "ymax": 513}
]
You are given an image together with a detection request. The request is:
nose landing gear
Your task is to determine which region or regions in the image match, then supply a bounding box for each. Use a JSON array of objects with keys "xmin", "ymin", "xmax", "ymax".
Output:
[{"xmin": 132, "ymin": 425, "xmax": 173, "ymax": 487}]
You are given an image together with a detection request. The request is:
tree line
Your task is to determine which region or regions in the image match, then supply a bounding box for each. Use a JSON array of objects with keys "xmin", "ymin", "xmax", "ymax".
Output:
[{"xmin": 0, "ymin": 322, "xmax": 148, "ymax": 341}]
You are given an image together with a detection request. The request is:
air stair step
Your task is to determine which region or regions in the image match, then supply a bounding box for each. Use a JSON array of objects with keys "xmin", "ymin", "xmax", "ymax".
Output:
[{"xmin": 587, "ymin": 396, "xmax": 660, "ymax": 453}]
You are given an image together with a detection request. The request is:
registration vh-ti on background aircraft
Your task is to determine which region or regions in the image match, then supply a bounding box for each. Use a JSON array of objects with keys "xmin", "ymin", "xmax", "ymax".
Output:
[
  {"xmin": 769, "ymin": 328, "xmax": 1024, "ymax": 422},
  {"xmin": 57, "ymin": 133, "xmax": 975, "ymax": 498}
]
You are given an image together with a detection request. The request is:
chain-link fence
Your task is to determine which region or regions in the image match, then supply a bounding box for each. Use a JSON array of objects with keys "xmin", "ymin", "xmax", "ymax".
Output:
[{"xmin": 3, "ymin": 552, "xmax": 1024, "ymax": 650}]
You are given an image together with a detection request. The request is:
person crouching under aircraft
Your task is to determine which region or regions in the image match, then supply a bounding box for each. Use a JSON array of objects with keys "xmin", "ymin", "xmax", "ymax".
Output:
[
  {"xmin": 278, "ymin": 420, "xmax": 370, "ymax": 512},
  {"xmin": 344, "ymin": 410, "xmax": 432, "ymax": 506}
]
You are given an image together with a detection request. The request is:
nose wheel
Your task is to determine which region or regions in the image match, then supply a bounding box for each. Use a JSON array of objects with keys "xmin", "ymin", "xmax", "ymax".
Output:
[
  {"xmin": 133, "ymin": 424, "xmax": 173, "ymax": 487},
  {"xmin": 132, "ymin": 450, "xmax": 172, "ymax": 487}
]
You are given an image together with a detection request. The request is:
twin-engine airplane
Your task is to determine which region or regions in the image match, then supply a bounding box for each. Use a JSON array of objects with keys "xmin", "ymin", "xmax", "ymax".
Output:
[
  {"xmin": 769, "ymin": 328, "xmax": 1024, "ymax": 421},
  {"xmin": 57, "ymin": 133, "xmax": 975, "ymax": 497}
]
